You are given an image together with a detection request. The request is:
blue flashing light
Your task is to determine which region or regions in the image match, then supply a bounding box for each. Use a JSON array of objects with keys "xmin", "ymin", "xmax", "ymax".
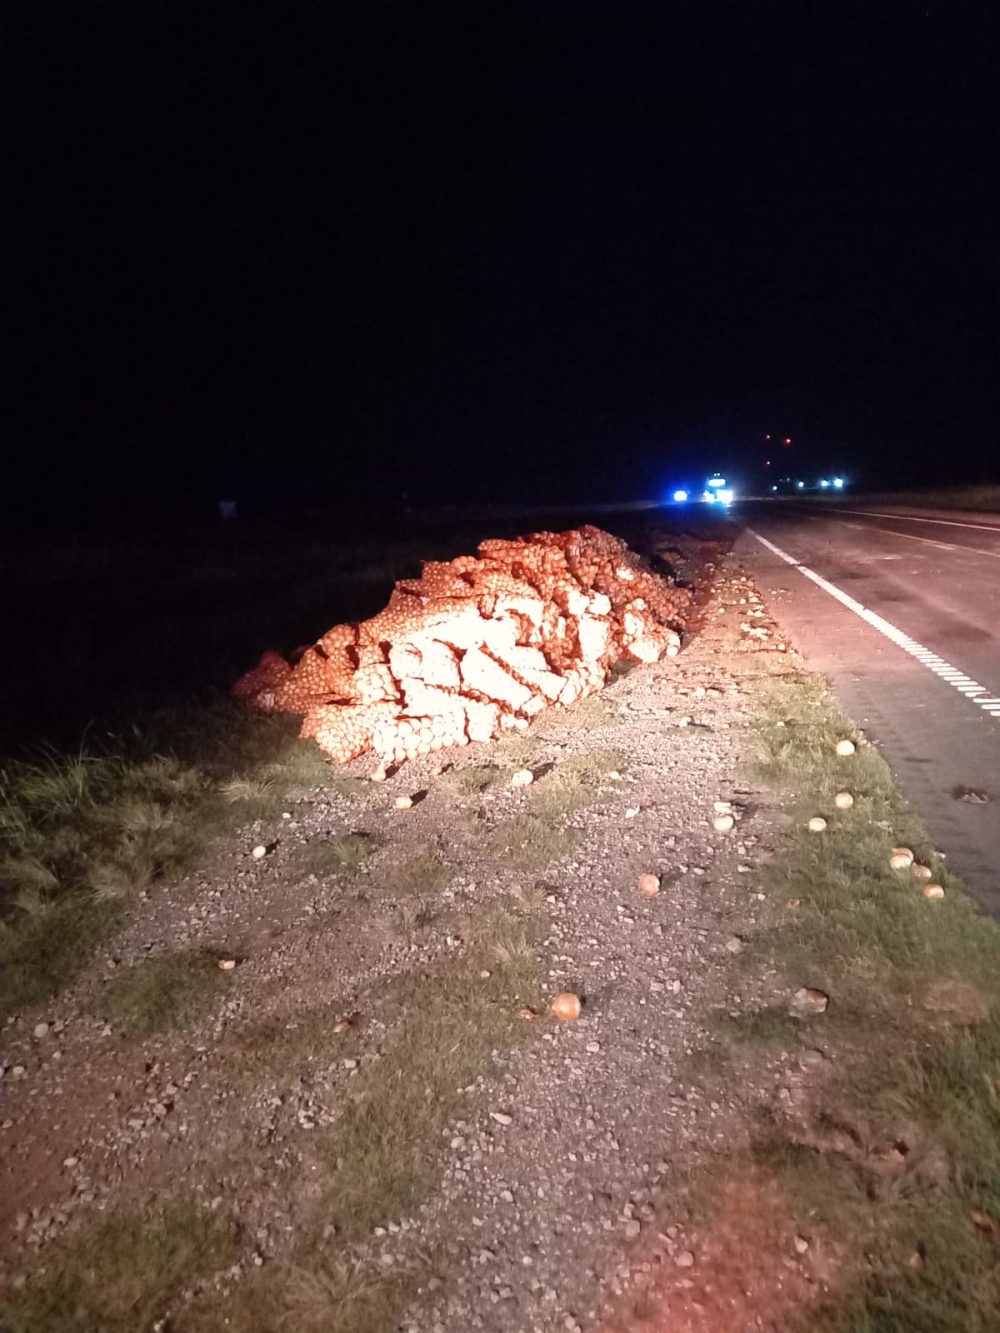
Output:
[
  {"xmin": 672, "ymin": 489, "xmax": 689, "ymax": 503},
  {"xmin": 833, "ymin": 477, "xmax": 844, "ymax": 489},
  {"xmin": 819, "ymin": 479, "xmax": 830, "ymax": 488},
  {"xmin": 706, "ymin": 476, "xmax": 726, "ymax": 489},
  {"xmin": 796, "ymin": 480, "xmax": 805, "ymax": 489}
]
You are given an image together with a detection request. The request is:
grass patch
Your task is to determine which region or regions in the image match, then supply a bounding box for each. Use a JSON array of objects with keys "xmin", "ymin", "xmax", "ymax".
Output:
[
  {"xmin": 0, "ymin": 1203, "xmax": 236, "ymax": 1333},
  {"xmin": 709, "ymin": 1006, "xmax": 804, "ymax": 1049},
  {"xmin": 383, "ymin": 845, "xmax": 451, "ymax": 897},
  {"xmin": 292, "ymin": 831, "xmax": 376, "ymax": 878},
  {"xmin": 0, "ymin": 897, "xmax": 126, "ymax": 1019},
  {"xmin": 544, "ymin": 693, "xmax": 617, "ymax": 731},
  {"xmin": 99, "ymin": 948, "xmax": 230, "ymax": 1036},
  {"xmin": 730, "ymin": 669, "xmax": 1000, "ymax": 1329},
  {"xmin": 482, "ymin": 748, "xmax": 624, "ymax": 868},
  {"xmin": 485, "ymin": 814, "xmax": 579, "ymax": 870},
  {"xmin": 227, "ymin": 1001, "xmax": 360, "ymax": 1081},
  {"xmin": 324, "ymin": 776, "xmax": 373, "ymax": 798},
  {"xmin": 178, "ymin": 1259, "xmax": 418, "ymax": 1333},
  {"xmin": 395, "ymin": 898, "xmax": 438, "ymax": 935},
  {"xmin": 313, "ymin": 902, "xmax": 544, "ymax": 1239},
  {"xmin": 445, "ymin": 763, "xmax": 505, "ymax": 796}
]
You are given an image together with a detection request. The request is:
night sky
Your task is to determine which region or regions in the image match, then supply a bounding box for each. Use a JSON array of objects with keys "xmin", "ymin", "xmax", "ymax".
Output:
[{"xmin": 5, "ymin": 1, "xmax": 996, "ymax": 521}]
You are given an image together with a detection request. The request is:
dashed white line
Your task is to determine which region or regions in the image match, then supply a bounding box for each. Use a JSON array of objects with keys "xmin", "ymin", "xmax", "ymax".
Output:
[{"xmin": 749, "ymin": 529, "xmax": 1000, "ymax": 725}]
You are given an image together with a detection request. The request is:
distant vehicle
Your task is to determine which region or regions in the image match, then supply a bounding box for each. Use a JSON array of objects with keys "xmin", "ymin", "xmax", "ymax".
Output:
[
  {"xmin": 769, "ymin": 475, "xmax": 845, "ymax": 495},
  {"xmin": 702, "ymin": 475, "xmax": 734, "ymax": 505},
  {"xmin": 666, "ymin": 473, "xmax": 737, "ymax": 505}
]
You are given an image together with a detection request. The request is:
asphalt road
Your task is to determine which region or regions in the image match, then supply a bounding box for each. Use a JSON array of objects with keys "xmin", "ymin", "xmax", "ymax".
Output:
[{"xmin": 735, "ymin": 500, "xmax": 1000, "ymax": 915}]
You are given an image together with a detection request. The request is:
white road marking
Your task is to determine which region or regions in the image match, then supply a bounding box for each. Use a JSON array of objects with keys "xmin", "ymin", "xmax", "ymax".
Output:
[
  {"xmin": 827, "ymin": 507, "xmax": 1000, "ymax": 534},
  {"xmin": 749, "ymin": 530, "xmax": 1000, "ymax": 725}
]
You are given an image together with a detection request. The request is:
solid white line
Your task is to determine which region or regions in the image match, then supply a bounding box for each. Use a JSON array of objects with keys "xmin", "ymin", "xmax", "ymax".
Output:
[
  {"xmin": 826, "ymin": 507, "xmax": 1000, "ymax": 534},
  {"xmin": 749, "ymin": 529, "xmax": 1000, "ymax": 725}
]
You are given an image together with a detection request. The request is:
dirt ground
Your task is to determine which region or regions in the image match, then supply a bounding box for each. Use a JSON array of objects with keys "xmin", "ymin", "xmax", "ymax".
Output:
[{"xmin": 0, "ymin": 529, "xmax": 839, "ymax": 1331}]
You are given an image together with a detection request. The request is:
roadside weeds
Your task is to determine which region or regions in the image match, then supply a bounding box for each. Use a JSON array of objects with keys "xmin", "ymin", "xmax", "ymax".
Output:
[
  {"xmin": 0, "ymin": 711, "xmax": 331, "ymax": 1017},
  {"xmin": 664, "ymin": 669, "xmax": 1000, "ymax": 1332}
]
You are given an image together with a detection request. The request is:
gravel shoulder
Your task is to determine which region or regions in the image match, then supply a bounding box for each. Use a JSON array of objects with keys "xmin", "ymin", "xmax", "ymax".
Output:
[{"xmin": 0, "ymin": 529, "xmax": 851, "ymax": 1330}]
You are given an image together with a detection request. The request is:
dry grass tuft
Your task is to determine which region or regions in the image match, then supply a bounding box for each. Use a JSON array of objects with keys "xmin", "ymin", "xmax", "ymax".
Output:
[
  {"xmin": 382, "ymin": 845, "xmax": 451, "ymax": 897},
  {"xmin": 177, "ymin": 1258, "xmax": 419, "ymax": 1333},
  {"xmin": 292, "ymin": 831, "xmax": 376, "ymax": 878},
  {"xmin": 445, "ymin": 763, "xmax": 505, "ymax": 796}
]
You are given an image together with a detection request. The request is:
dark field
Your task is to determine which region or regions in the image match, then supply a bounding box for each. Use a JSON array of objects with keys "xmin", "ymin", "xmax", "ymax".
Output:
[{"xmin": 1, "ymin": 503, "xmax": 700, "ymax": 755}]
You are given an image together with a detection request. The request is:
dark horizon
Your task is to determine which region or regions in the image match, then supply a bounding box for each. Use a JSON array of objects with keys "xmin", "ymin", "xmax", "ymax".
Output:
[{"xmin": 5, "ymin": 0, "xmax": 996, "ymax": 523}]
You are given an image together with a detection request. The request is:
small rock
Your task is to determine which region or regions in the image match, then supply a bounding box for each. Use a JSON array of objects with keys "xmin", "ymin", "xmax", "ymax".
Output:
[
  {"xmin": 890, "ymin": 847, "xmax": 914, "ymax": 870},
  {"xmin": 394, "ymin": 795, "xmax": 414, "ymax": 810},
  {"xmin": 251, "ymin": 845, "xmax": 267, "ymax": 860},
  {"xmin": 794, "ymin": 1235, "xmax": 809, "ymax": 1254},
  {"xmin": 712, "ymin": 813, "xmax": 735, "ymax": 833},
  {"xmin": 912, "ymin": 864, "xmax": 933, "ymax": 880},
  {"xmin": 959, "ymin": 789, "xmax": 989, "ymax": 804},
  {"xmin": 834, "ymin": 791, "xmax": 854, "ymax": 809},
  {"xmin": 924, "ymin": 883, "xmax": 945, "ymax": 900},
  {"xmin": 217, "ymin": 959, "xmax": 237, "ymax": 971},
  {"xmin": 625, "ymin": 1219, "xmax": 641, "ymax": 1239},
  {"xmin": 790, "ymin": 987, "xmax": 829, "ymax": 1018},
  {"xmin": 510, "ymin": 769, "xmax": 534, "ymax": 788},
  {"xmin": 675, "ymin": 1250, "xmax": 695, "ymax": 1268},
  {"xmin": 33, "ymin": 1023, "xmax": 50, "ymax": 1040},
  {"xmin": 638, "ymin": 873, "xmax": 660, "ymax": 897},
  {"xmin": 807, "ymin": 816, "xmax": 827, "ymax": 833},
  {"xmin": 835, "ymin": 739, "xmax": 856, "ymax": 757},
  {"xmin": 490, "ymin": 1112, "xmax": 513, "ymax": 1126},
  {"xmin": 724, "ymin": 936, "xmax": 743, "ymax": 955}
]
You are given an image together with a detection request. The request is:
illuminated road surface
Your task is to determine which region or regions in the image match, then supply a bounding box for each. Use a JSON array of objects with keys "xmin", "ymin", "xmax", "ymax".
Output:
[{"xmin": 737, "ymin": 501, "xmax": 1000, "ymax": 914}]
